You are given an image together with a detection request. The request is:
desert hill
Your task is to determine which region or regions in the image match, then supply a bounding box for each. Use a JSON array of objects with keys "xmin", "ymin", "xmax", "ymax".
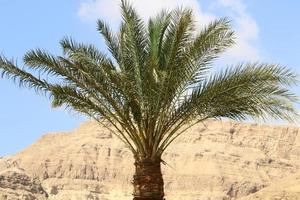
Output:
[{"xmin": 1, "ymin": 119, "xmax": 300, "ymax": 199}]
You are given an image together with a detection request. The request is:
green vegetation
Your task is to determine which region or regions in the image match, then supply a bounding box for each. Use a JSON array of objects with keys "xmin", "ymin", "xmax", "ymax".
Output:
[{"xmin": 0, "ymin": 1, "xmax": 298, "ymax": 199}]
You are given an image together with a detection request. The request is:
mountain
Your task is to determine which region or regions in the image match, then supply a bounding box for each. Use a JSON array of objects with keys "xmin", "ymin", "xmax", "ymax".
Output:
[{"xmin": 1, "ymin": 119, "xmax": 300, "ymax": 200}]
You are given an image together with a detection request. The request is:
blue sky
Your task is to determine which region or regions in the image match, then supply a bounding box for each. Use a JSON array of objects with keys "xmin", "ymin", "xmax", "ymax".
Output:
[{"xmin": 0, "ymin": 0, "xmax": 300, "ymax": 156}]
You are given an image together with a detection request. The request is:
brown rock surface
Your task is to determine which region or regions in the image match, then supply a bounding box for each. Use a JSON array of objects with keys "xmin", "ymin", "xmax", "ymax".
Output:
[
  {"xmin": 0, "ymin": 168, "xmax": 48, "ymax": 199},
  {"xmin": 239, "ymin": 172, "xmax": 300, "ymax": 200},
  {"xmin": 0, "ymin": 119, "xmax": 300, "ymax": 199}
]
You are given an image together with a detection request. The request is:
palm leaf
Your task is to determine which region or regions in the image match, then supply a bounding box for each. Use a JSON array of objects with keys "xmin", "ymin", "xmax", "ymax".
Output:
[{"xmin": 0, "ymin": 1, "xmax": 298, "ymax": 160}]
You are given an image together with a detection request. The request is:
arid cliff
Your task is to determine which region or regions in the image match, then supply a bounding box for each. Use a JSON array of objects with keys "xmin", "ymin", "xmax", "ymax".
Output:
[{"xmin": 1, "ymin": 119, "xmax": 300, "ymax": 199}]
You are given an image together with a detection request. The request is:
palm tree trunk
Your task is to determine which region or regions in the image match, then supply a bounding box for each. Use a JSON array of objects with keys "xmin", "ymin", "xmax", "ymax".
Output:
[{"xmin": 133, "ymin": 158, "xmax": 165, "ymax": 200}]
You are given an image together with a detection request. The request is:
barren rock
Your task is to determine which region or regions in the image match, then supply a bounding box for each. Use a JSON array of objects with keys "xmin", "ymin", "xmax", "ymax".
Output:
[{"xmin": 0, "ymin": 119, "xmax": 300, "ymax": 199}]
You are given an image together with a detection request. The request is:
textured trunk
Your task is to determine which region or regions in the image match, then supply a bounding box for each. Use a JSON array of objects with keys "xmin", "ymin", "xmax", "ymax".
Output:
[{"xmin": 133, "ymin": 158, "xmax": 165, "ymax": 200}]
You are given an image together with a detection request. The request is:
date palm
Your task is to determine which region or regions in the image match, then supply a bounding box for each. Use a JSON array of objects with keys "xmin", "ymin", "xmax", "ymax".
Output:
[{"xmin": 0, "ymin": 1, "xmax": 298, "ymax": 199}]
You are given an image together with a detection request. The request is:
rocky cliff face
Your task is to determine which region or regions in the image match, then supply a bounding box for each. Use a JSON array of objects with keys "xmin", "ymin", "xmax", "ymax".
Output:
[
  {"xmin": 0, "ymin": 168, "xmax": 48, "ymax": 200},
  {"xmin": 0, "ymin": 119, "xmax": 300, "ymax": 200}
]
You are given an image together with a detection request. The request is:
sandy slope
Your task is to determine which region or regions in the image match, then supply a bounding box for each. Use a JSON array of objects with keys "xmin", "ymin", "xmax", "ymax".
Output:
[
  {"xmin": 1, "ymin": 119, "xmax": 300, "ymax": 199},
  {"xmin": 239, "ymin": 172, "xmax": 300, "ymax": 200}
]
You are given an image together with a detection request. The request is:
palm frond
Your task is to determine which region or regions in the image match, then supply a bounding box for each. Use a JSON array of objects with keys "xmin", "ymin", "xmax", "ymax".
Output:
[
  {"xmin": 157, "ymin": 63, "xmax": 298, "ymax": 153},
  {"xmin": 97, "ymin": 20, "xmax": 120, "ymax": 63},
  {"xmin": 0, "ymin": 56, "xmax": 49, "ymax": 93},
  {"xmin": 0, "ymin": 1, "xmax": 298, "ymax": 160}
]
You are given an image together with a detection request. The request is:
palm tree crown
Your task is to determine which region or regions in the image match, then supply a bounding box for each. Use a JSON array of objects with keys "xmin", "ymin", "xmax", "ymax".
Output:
[{"xmin": 0, "ymin": 1, "xmax": 298, "ymax": 162}]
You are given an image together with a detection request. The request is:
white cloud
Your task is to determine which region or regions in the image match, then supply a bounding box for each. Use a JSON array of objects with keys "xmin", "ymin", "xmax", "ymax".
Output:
[
  {"xmin": 78, "ymin": 0, "xmax": 120, "ymax": 26},
  {"xmin": 78, "ymin": 0, "xmax": 215, "ymax": 28},
  {"xmin": 217, "ymin": 0, "xmax": 260, "ymax": 62},
  {"xmin": 78, "ymin": 0, "xmax": 261, "ymax": 62},
  {"xmin": 127, "ymin": 0, "xmax": 215, "ymax": 28}
]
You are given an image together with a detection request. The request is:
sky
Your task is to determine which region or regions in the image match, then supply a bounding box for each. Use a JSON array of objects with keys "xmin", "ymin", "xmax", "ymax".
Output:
[{"xmin": 0, "ymin": 0, "xmax": 300, "ymax": 156}]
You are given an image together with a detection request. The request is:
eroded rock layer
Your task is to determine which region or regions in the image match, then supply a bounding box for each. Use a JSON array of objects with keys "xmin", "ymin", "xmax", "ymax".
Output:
[{"xmin": 1, "ymin": 119, "xmax": 300, "ymax": 199}]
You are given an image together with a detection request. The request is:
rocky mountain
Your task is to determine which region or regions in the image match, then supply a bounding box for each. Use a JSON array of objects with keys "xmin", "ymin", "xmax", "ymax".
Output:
[{"xmin": 1, "ymin": 119, "xmax": 300, "ymax": 199}]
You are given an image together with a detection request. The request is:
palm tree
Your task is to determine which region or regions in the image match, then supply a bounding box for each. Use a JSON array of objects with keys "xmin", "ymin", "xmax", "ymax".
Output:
[{"xmin": 0, "ymin": 1, "xmax": 298, "ymax": 199}]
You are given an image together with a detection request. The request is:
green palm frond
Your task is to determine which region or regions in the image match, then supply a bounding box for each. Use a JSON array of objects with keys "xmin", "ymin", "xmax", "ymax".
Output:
[
  {"xmin": 0, "ymin": 0, "xmax": 298, "ymax": 161},
  {"xmin": 0, "ymin": 56, "xmax": 49, "ymax": 93},
  {"xmin": 157, "ymin": 63, "xmax": 298, "ymax": 153},
  {"xmin": 97, "ymin": 20, "xmax": 120, "ymax": 63}
]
